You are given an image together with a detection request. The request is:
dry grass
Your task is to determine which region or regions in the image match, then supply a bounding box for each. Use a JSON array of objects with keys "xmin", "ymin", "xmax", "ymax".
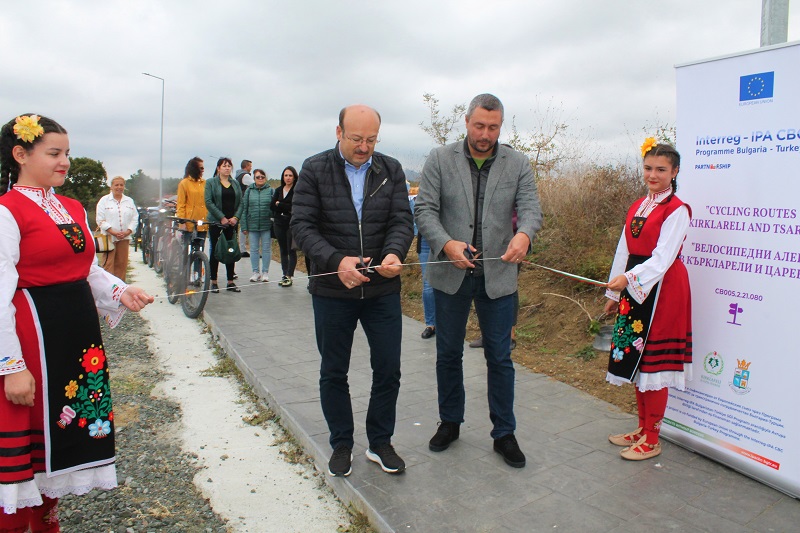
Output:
[{"xmin": 535, "ymin": 163, "xmax": 644, "ymax": 281}]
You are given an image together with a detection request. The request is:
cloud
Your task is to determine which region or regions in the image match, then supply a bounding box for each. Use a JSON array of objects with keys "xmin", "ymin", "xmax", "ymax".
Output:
[{"xmin": 2, "ymin": 0, "xmax": 797, "ymax": 186}]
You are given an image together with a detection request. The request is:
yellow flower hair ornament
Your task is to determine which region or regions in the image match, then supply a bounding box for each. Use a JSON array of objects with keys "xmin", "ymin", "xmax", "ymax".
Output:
[
  {"xmin": 640, "ymin": 137, "xmax": 658, "ymax": 158},
  {"xmin": 13, "ymin": 115, "xmax": 45, "ymax": 143}
]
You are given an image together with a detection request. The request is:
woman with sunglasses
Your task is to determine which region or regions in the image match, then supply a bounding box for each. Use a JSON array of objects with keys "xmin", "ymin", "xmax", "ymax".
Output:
[{"xmin": 241, "ymin": 169, "xmax": 273, "ymax": 282}]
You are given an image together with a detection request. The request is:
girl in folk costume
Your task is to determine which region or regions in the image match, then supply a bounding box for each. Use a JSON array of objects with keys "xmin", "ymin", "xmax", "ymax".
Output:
[
  {"xmin": 604, "ymin": 139, "xmax": 693, "ymax": 461},
  {"xmin": 0, "ymin": 114, "xmax": 153, "ymax": 531}
]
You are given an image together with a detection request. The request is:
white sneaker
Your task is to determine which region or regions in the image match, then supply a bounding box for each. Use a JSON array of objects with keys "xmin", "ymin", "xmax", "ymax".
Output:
[
  {"xmin": 249, "ymin": 272, "xmax": 261, "ymax": 282},
  {"xmin": 261, "ymin": 273, "xmax": 269, "ymax": 282}
]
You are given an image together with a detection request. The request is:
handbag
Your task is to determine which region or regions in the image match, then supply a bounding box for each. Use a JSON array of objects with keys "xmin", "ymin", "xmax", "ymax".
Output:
[
  {"xmin": 93, "ymin": 229, "xmax": 115, "ymax": 253},
  {"xmin": 214, "ymin": 230, "xmax": 242, "ymax": 264}
]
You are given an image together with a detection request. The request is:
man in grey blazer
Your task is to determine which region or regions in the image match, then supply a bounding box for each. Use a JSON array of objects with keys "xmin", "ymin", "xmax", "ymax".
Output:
[{"xmin": 415, "ymin": 93, "xmax": 542, "ymax": 468}]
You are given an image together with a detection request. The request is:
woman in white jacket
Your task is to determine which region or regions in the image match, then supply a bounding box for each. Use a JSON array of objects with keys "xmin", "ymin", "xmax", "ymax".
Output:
[{"xmin": 95, "ymin": 176, "xmax": 138, "ymax": 281}]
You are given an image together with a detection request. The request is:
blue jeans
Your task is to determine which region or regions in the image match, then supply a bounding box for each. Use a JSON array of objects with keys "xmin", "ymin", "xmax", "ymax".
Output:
[
  {"xmin": 418, "ymin": 237, "xmax": 436, "ymax": 327},
  {"xmin": 312, "ymin": 293, "xmax": 402, "ymax": 450},
  {"xmin": 239, "ymin": 225, "xmax": 248, "ymax": 253},
  {"xmin": 247, "ymin": 230, "xmax": 272, "ymax": 274},
  {"xmin": 434, "ymin": 276, "xmax": 516, "ymax": 439}
]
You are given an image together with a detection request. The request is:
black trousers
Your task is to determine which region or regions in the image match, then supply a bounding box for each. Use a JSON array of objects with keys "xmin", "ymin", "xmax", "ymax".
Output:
[
  {"xmin": 312, "ymin": 293, "xmax": 402, "ymax": 450},
  {"xmin": 209, "ymin": 224, "xmax": 237, "ymax": 282},
  {"xmin": 273, "ymin": 221, "xmax": 297, "ymax": 277}
]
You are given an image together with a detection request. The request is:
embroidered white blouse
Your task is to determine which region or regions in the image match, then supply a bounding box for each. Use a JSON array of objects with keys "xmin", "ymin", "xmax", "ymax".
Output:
[
  {"xmin": 96, "ymin": 193, "xmax": 138, "ymax": 242},
  {"xmin": 0, "ymin": 186, "xmax": 128, "ymax": 375},
  {"xmin": 605, "ymin": 188, "xmax": 690, "ymax": 305}
]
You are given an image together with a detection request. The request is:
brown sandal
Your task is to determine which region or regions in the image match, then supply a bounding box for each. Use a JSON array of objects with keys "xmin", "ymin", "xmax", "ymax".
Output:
[
  {"xmin": 620, "ymin": 435, "xmax": 661, "ymax": 461},
  {"xmin": 608, "ymin": 427, "xmax": 643, "ymax": 447}
]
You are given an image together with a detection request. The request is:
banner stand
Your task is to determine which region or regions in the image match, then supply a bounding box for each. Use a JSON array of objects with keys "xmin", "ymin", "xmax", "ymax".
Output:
[{"xmin": 664, "ymin": 40, "xmax": 800, "ymax": 498}]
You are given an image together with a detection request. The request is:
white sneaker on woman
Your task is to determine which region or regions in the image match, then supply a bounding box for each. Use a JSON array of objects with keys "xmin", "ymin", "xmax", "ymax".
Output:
[
  {"xmin": 249, "ymin": 272, "xmax": 261, "ymax": 282},
  {"xmin": 261, "ymin": 273, "xmax": 269, "ymax": 282}
]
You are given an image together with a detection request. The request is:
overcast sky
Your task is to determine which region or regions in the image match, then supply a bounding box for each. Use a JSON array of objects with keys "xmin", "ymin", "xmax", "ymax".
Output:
[{"xmin": 2, "ymin": 1, "xmax": 798, "ymax": 184}]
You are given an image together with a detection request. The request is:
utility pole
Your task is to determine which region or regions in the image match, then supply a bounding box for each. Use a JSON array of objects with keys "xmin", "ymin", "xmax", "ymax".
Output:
[
  {"xmin": 142, "ymin": 73, "xmax": 165, "ymax": 201},
  {"xmin": 760, "ymin": 0, "xmax": 790, "ymax": 46}
]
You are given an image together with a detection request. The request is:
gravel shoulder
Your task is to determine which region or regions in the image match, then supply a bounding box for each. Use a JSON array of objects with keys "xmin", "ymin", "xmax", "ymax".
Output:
[{"xmin": 61, "ymin": 260, "xmax": 352, "ymax": 532}]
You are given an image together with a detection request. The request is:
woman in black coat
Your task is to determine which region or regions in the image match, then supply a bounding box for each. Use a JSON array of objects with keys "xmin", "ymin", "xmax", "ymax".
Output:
[{"xmin": 271, "ymin": 165, "xmax": 298, "ymax": 286}]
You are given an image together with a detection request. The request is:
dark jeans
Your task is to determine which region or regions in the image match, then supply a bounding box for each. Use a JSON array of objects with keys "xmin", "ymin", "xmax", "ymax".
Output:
[
  {"xmin": 273, "ymin": 221, "xmax": 297, "ymax": 277},
  {"xmin": 209, "ymin": 224, "xmax": 236, "ymax": 282},
  {"xmin": 312, "ymin": 293, "xmax": 402, "ymax": 450},
  {"xmin": 434, "ymin": 275, "xmax": 516, "ymax": 439}
]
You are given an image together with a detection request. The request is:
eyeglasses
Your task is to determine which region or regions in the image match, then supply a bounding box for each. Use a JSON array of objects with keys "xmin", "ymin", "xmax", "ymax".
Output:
[
  {"xmin": 255, "ymin": 175, "xmax": 267, "ymax": 179},
  {"xmin": 344, "ymin": 135, "xmax": 380, "ymax": 146}
]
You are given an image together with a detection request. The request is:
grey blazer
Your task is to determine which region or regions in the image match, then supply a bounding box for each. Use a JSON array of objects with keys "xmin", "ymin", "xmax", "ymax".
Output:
[{"xmin": 415, "ymin": 141, "xmax": 542, "ymax": 299}]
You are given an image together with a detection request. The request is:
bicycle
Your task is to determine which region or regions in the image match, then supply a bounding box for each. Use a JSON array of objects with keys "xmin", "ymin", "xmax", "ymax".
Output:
[
  {"xmin": 162, "ymin": 216, "xmax": 213, "ymax": 319},
  {"xmin": 133, "ymin": 207, "xmax": 144, "ymax": 252},
  {"xmin": 135, "ymin": 206, "xmax": 156, "ymax": 258},
  {"xmin": 139, "ymin": 207, "xmax": 158, "ymax": 266},
  {"xmin": 151, "ymin": 200, "xmax": 176, "ymax": 273}
]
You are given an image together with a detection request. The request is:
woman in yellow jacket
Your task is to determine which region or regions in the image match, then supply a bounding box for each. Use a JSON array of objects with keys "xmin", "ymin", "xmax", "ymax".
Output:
[{"xmin": 176, "ymin": 157, "xmax": 208, "ymax": 237}]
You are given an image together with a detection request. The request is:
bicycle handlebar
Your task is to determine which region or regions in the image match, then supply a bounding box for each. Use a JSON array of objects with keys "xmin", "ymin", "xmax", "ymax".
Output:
[{"xmin": 166, "ymin": 216, "xmax": 227, "ymax": 228}]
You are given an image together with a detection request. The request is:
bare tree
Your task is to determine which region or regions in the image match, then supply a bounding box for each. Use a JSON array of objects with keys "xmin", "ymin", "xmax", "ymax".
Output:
[
  {"xmin": 504, "ymin": 98, "xmax": 583, "ymax": 180},
  {"xmin": 506, "ymin": 116, "xmax": 569, "ymax": 181},
  {"xmin": 419, "ymin": 93, "xmax": 466, "ymax": 146}
]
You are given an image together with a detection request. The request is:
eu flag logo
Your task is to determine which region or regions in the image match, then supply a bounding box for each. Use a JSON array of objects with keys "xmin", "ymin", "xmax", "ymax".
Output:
[{"xmin": 739, "ymin": 72, "xmax": 774, "ymax": 101}]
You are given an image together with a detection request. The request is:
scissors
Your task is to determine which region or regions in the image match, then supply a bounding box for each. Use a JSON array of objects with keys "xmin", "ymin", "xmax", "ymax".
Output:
[
  {"xmin": 463, "ymin": 242, "xmax": 481, "ymax": 272},
  {"xmin": 358, "ymin": 256, "xmax": 375, "ymax": 274}
]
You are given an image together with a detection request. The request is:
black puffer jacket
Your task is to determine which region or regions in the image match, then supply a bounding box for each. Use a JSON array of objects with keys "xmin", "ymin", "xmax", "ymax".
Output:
[{"xmin": 291, "ymin": 144, "xmax": 414, "ymax": 298}]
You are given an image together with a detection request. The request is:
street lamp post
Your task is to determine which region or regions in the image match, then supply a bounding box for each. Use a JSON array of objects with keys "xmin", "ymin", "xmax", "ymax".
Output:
[
  {"xmin": 142, "ymin": 73, "xmax": 165, "ymax": 201},
  {"xmin": 760, "ymin": 0, "xmax": 789, "ymax": 46}
]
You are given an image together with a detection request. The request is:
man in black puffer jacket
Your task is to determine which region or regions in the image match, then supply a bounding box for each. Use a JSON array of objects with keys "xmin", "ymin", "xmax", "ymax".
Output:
[{"xmin": 292, "ymin": 104, "xmax": 413, "ymax": 479}]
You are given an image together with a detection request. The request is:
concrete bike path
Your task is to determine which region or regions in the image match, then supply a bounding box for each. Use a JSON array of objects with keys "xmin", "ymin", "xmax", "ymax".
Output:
[{"xmin": 201, "ymin": 260, "xmax": 800, "ymax": 532}]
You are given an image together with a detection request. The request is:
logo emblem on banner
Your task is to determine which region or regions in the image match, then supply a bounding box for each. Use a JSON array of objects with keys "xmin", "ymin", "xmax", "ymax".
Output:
[
  {"xmin": 739, "ymin": 72, "xmax": 774, "ymax": 102},
  {"xmin": 701, "ymin": 351, "xmax": 724, "ymax": 387},
  {"xmin": 730, "ymin": 358, "xmax": 752, "ymax": 395},
  {"xmin": 704, "ymin": 351, "xmax": 724, "ymax": 375}
]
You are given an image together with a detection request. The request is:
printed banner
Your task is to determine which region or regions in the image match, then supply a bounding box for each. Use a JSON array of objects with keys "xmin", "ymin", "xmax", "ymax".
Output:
[{"xmin": 666, "ymin": 42, "xmax": 800, "ymax": 497}]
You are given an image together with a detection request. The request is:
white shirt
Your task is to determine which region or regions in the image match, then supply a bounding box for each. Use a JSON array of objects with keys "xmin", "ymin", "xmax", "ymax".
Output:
[
  {"xmin": 96, "ymin": 193, "xmax": 138, "ymax": 242},
  {"xmin": 606, "ymin": 190, "xmax": 691, "ymax": 304}
]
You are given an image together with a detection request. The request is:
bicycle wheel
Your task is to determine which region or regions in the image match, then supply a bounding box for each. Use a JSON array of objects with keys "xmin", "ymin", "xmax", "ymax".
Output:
[
  {"xmin": 182, "ymin": 250, "xmax": 210, "ymax": 319},
  {"xmin": 153, "ymin": 235, "xmax": 165, "ymax": 274},
  {"xmin": 142, "ymin": 229, "xmax": 151, "ymax": 265},
  {"xmin": 147, "ymin": 232, "xmax": 156, "ymax": 268},
  {"xmin": 165, "ymin": 240, "xmax": 183, "ymax": 304}
]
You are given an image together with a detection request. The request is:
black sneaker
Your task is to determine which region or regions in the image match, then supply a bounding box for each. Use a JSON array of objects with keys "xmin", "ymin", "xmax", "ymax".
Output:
[
  {"xmin": 428, "ymin": 421, "xmax": 460, "ymax": 452},
  {"xmin": 493, "ymin": 434, "xmax": 526, "ymax": 468},
  {"xmin": 366, "ymin": 443, "xmax": 405, "ymax": 474},
  {"xmin": 328, "ymin": 444, "xmax": 353, "ymax": 477}
]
